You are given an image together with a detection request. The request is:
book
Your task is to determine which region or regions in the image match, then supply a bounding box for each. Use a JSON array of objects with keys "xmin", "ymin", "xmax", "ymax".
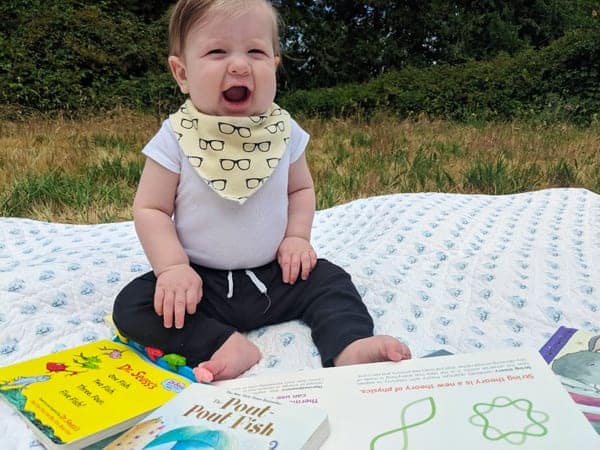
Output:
[
  {"xmin": 0, "ymin": 339, "xmax": 191, "ymax": 449},
  {"xmin": 539, "ymin": 325, "xmax": 600, "ymax": 434},
  {"xmin": 104, "ymin": 382, "xmax": 330, "ymax": 450},
  {"xmin": 216, "ymin": 347, "xmax": 599, "ymax": 449}
]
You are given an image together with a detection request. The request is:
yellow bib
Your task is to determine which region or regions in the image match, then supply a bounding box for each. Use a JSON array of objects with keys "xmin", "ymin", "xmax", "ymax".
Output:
[{"xmin": 169, "ymin": 99, "xmax": 291, "ymax": 204}]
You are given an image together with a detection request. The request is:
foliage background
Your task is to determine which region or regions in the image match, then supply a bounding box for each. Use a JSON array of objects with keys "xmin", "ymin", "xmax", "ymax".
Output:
[{"xmin": 1, "ymin": 0, "xmax": 599, "ymax": 122}]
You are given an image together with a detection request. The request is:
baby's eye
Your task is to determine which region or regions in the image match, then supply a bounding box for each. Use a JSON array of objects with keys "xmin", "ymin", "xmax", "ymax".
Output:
[
  {"xmin": 249, "ymin": 49, "xmax": 267, "ymax": 55},
  {"xmin": 206, "ymin": 49, "xmax": 226, "ymax": 55}
]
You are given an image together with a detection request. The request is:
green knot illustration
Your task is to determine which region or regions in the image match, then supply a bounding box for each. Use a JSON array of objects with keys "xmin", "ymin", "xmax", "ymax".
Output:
[
  {"xmin": 370, "ymin": 397, "xmax": 436, "ymax": 450},
  {"xmin": 469, "ymin": 396, "xmax": 549, "ymax": 445}
]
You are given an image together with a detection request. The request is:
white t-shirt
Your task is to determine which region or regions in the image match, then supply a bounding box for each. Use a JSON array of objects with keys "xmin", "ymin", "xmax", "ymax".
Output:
[{"xmin": 142, "ymin": 119, "xmax": 310, "ymax": 270}]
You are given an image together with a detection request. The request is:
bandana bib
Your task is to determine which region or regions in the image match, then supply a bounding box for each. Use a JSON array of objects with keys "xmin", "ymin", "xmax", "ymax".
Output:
[{"xmin": 169, "ymin": 99, "xmax": 291, "ymax": 203}]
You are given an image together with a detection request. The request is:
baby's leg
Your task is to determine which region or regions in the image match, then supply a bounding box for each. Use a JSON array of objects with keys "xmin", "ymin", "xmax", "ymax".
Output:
[
  {"xmin": 269, "ymin": 259, "xmax": 412, "ymax": 366},
  {"xmin": 334, "ymin": 335, "xmax": 411, "ymax": 366},
  {"xmin": 113, "ymin": 270, "xmax": 241, "ymax": 373},
  {"xmin": 193, "ymin": 332, "xmax": 261, "ymax": 383}
]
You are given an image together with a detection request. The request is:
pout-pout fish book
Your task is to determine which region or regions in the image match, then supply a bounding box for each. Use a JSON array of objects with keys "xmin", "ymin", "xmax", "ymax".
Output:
[
  {"xmin": 105, "ymin": 382, "xmax": 330, "ymax": 450},
  {"xmin": 0, "ymin": 339, "xmax": 190, "ymax": 449}
]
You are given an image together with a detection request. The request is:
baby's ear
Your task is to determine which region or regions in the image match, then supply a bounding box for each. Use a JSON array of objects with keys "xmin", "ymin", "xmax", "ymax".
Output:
[
  {"xmin": 274, "ymin": 54, "xmax": 281, "ymax": 69},
  {"xmin": 168, "ymin": 55, "xmax": 189, "ymax": 94}
]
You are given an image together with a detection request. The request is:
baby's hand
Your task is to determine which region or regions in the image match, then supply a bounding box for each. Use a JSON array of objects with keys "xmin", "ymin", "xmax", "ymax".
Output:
[
  {"xmin": 277, "ymin": 236, "xmax": 317, "ymax": 284},
  {"xmin": 154, "ymin": 264, "xmax": 202, "ymax": 329}
]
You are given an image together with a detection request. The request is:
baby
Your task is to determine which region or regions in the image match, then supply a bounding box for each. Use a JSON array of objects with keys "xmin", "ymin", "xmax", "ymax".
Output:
[{"xmin": 112, "ymin": 0, "xmax": 411, "ymax": 383}]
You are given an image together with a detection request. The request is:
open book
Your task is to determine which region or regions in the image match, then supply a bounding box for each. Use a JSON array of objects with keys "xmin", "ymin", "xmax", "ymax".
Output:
[
  {"xmin": 105, "ymin": 382, "xmax": 329, "ymax": 449},
  {"xmin": 217, "ymin": 347, "xmax": 598, "ymax": 449},
  {"xmin": 0, "ymin": 339, "xmax": 191, "ymax": 449}
]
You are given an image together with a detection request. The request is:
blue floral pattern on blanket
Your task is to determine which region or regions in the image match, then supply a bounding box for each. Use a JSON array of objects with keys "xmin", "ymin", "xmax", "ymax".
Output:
[{"xmin": 1, "ymin": 188, "xmax": 599, "ymax": 449}]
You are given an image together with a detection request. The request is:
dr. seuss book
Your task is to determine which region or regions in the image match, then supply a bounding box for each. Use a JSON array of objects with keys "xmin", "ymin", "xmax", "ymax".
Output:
[
  {"xmin": 217, "ymin": 347, "xmax": 598, "ymax": 449},
  {"xmin": 540, "ymin": 326, "xmax": 600, "ymax": 434},
  {"xmin": 105, "ymin": 382, "xmax": 330, "ymax": 450},
  {"xmin": 0, "ymin": 339, "xmax": 191, "ymax": 449}
]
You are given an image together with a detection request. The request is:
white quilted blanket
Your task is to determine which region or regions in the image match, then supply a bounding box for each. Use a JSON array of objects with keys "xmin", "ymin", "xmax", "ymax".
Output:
[{"xmin": 1, "ymin": 188, "xmax": 599, "ymax": 449}]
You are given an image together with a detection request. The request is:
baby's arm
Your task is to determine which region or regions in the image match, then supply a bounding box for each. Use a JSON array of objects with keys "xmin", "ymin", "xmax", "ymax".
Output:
[
  {"xmin": 134, "ymin": 158, "xmax": 202, "ymax": 329},
  {"xmin": 278, "ymin": 153, "xmax": 318, "ymax": 283}
]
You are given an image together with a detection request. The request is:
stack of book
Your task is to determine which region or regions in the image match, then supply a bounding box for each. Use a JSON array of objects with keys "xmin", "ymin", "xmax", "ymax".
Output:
[
  {"xmin": 0, "ymin": 339, "xmax": 328, "ymax": 450},
  {"xmin": 0, "ymin": 340, "xmax": 194, "ymax": 449},
  {"xmin": 2, "ymin": 334, "xmax": 599, "ymax": 449}
]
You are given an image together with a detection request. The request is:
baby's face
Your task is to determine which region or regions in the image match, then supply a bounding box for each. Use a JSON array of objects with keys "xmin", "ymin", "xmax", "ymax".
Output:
[{"xmin": 173, "ymin": 3, "xmax": 279, "ymax": 116}]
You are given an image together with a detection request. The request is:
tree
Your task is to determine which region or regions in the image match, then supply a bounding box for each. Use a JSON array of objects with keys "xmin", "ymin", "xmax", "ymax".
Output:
[{"xmin": 274, "ymin": 0, "xmax": 596, "ymax": 91}]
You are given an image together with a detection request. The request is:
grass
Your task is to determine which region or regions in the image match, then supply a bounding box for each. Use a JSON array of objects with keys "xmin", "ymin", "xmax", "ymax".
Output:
[
  {"xmin": 306, "ymin": 113, "xmax": 600, "ymax": 209},
  {"xmin": 1, "ymin": 109, "xmax": 599, "ymax": 223}
]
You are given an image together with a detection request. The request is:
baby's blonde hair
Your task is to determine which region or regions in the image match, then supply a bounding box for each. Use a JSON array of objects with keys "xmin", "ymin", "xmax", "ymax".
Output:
[{"xmin": 168, "ymin": 0, "xmax": 281, "ymax": 57}]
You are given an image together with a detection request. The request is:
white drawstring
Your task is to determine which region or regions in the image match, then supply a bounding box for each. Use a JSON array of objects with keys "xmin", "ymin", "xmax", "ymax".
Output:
[
  {"xmin": 225, "ymin": 269, "xmax": 272, "ymax": 312},
  {"xmin": 226, "ymin": 270, "xmax": 234, "ymax": 298},
  {"xmin": 245, "ymin": 269, "xmax": 267, "ymax": 294}
]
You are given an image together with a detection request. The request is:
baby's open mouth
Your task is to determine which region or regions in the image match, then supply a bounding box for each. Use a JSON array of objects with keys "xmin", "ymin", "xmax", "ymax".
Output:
[{"xmin": 223, "ymin": 86, "xmax": 250, "ymax": 103}]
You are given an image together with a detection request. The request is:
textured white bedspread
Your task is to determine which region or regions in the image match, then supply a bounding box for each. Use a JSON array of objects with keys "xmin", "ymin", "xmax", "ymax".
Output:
[{"xmin": 1, "ymin": 188, "xmax": 599, "ymax": 449}]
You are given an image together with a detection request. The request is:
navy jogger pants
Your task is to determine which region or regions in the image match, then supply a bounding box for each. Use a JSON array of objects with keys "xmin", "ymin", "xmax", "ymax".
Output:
[{"xmin": 112, "ymin": 258, "xmax": 374, "ymax": 367}]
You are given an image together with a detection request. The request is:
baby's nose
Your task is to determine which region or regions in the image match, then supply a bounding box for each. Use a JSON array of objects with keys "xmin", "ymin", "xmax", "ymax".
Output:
[{"xmin": 228, "ymin": 56, "xmax": 250, "ymax": 75}]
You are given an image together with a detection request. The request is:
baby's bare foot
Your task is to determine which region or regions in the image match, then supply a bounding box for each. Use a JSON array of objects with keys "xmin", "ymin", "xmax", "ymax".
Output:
[
  {"xmin": 193, "ymin": 332, "xmax": 261, "ymax": 382},
  {"xmin": 334, "ymin": 335, "xmax": 411, "ymax": 366}
]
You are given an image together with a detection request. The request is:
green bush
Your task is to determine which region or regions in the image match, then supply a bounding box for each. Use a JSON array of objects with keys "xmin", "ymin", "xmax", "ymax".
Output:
[
  {"xmin": 0, "ymin": 0, "xmax": 168, "ymax": 114},
  {"xmin": 0, "ymin": 1, "xmax": 598, "ymax": 124},
  {"xmin": 279, "ymin": 28, "xmax": 600, "ymax": 125}
]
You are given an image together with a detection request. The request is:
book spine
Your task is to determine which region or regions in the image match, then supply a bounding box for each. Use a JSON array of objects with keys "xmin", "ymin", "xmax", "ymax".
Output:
[
  {"xmin": 539, "ymin": 326, "xmax": 577, "ymax": 363},
  {"xmin": 112, "ymin": 336, "xmax": 196, "ymax": 382}
]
